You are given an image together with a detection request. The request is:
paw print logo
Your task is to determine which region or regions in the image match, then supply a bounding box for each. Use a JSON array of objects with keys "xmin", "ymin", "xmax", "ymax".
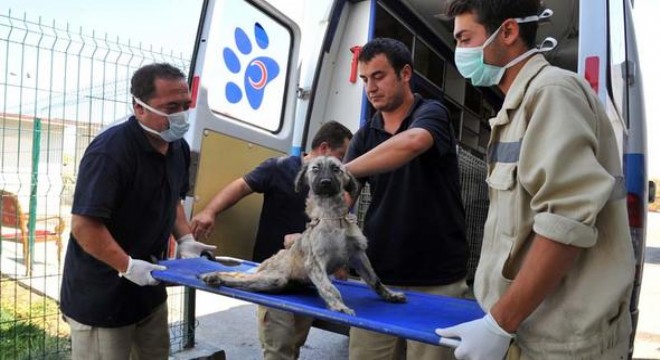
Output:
[{"xmin": 223, "ymin": 23, "xmax": 280, "ymax": 110}]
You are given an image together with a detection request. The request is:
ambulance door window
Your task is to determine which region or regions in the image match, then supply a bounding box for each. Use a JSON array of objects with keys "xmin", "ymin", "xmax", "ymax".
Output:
[
  {"xmin": 607, "ymin": 0, "xmax": 628, "ymax": 126},
  {"xmin": 373, "ymin": 4, "xmax": 414, "ymax": 50},
  {"xmin": 413, "ymin": 39, "xmax": 445, "ymax": 88},
  {"xmin": 203, "ymin": 0, "xmax": 294, "ymax": 132}
]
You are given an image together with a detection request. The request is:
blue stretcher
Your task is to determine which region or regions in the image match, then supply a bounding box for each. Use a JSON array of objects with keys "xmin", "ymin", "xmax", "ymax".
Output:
[{"xmin": 152, "ymin": 257, "xmax": 484, "ymax": 347}]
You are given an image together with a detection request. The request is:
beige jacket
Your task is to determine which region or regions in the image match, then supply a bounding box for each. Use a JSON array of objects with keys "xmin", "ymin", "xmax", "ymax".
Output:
[{"xmin": 474, "ymin": 54, "xmax": 634, "ymax": 359}]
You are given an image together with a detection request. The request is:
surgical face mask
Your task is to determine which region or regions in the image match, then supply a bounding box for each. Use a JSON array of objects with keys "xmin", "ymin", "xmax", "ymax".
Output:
[
  {"xmin": 454, "ymin": 9, "xmax": 556, "ymax": 87},
  {"xmin": 134, "ymin": 97, "xmax": 190, "ymax": 142}
]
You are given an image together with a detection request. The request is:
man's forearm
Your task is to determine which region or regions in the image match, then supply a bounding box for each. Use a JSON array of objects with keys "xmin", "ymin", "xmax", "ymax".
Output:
[
  {"xmin": 71, "ymin": 214, "xmax": 130, "ymax": 272},
  {"xmin": 204, "ymin": 178, "xmax": 253, "ymax": 216},
  {"xmin": 346, "ymin": 128, "xmax": 432, "ymax": 178},
  {"xmin": 490, "ymin": 234, "xmax": 582, "ymax": 333},
  {"xmin": 173, "ymin": 202, "xmax": 191, "ymax": 239}
]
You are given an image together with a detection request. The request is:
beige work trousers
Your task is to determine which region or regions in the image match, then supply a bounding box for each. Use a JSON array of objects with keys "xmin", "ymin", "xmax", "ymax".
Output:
[
  {"xmin": 257, "ymin": 305, "xmax": 315, "ymax": 360},
  {"xmin": 349, "ymin": 278, "xmax": 469, "ymax": 360},
  {"xmin": 506, "ymin": 337, "xmax": 629, "ymax": 360},
  {"xmin": 64, "ymin": 302, "xmax": 169, "ymax": 360}
]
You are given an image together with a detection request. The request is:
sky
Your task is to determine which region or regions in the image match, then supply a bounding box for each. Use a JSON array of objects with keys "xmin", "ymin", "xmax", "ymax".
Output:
[
  {"xmin": 1, "ymin": 0, "xmax": 657, "ymax": 177},
  {"xmin": 0, "ymin": 0, "xmax": 204, "ymax": 59}
]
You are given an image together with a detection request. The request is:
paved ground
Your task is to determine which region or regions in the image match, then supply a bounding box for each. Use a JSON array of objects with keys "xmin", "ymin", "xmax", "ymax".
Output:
[
  {"xmin": 633, "ymin": 211, "xmax": 660, "ymax": 359},
  {"xmin": 171, "ymin": 293, "xmax": 348, "ymax": 360},
  {"xmin": 173, "ymin": 212, "xmax": 660, "ymax": 360}
]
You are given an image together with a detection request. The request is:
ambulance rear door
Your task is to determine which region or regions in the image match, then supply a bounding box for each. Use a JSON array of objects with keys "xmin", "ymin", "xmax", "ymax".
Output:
[{"xmin": 185, "ymin": 0, "xmax": 302, "ymax": 259}]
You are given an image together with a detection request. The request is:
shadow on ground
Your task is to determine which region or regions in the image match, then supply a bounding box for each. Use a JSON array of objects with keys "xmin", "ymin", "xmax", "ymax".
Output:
[{"xmin": 192, "ymin": 304, "xmax": 349, "ymax": 360}]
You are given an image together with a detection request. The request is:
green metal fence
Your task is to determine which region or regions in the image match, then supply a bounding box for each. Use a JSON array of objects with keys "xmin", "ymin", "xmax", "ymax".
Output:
[{"xmin": 0, "ymin": 9, "xmax": 194, "ymax": 358}]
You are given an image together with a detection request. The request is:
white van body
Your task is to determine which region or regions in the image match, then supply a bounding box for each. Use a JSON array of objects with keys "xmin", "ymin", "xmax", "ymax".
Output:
[{"xmin": 185, "ymin": 0, "xmax": 648, "ymax": 353}]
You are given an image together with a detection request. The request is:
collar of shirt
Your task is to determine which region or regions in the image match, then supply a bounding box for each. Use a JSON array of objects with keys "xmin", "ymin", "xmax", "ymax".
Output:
[
  {"xmin": 490, "ymin": 54, "xmax": 550, "ymax": 127},
  {"xmin": 370, "ymin": 93, "xmax": 424, "ymax": 133},
  {"xmin": 503, "ymin": 54, "xmax": 550, "ymax": 111}
]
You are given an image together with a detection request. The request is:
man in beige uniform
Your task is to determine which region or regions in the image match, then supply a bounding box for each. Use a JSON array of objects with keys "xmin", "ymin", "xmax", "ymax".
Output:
[{"xmin": 436, "ymin": 1, "xmax": 635, "ymax": 359}]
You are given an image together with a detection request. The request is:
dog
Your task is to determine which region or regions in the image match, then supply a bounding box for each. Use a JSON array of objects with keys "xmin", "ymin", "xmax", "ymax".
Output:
[{"xmin": 199, "ymin": 156, "xmax": 406, "ymax": 315}]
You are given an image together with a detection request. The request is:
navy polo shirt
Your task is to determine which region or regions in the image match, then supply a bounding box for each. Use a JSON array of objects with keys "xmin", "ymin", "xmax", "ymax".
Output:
[
  {"xmin": 60, "ymin": 116, "xmax": 190, "ymax": 327},
  {"xmin": 244, "ymin": 155, "xmax": 308, "ymax": 262},
  {"xmin": 345, "ymin": 94, "xmax": 467, "ymax": 286}
]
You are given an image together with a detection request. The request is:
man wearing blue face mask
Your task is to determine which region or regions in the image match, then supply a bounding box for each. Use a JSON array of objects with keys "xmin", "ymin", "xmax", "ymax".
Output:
[
  {"xmin": 435, "ymin": 1, "xmax": 635, "ymax": 359},
  {"xmin": 60, "ymin": 63, "xmax": 215, "ymax": 359}
]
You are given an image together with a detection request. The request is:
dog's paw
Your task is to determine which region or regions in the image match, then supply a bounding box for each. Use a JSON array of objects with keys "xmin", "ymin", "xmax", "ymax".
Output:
[
  {"xmin": 384, "ymin": 291, "xmax": 407, "ymax": 303},
  {"xmin": 198, "ymin": 272, "xmax": 225, "ymax": 286},
  {"xmin": 336, "ymin": 306, "xmax": 356, "ymax": 316},
  {"xmin": 328, "ymin": 302, "xmax": 355, "ymax": 315}
]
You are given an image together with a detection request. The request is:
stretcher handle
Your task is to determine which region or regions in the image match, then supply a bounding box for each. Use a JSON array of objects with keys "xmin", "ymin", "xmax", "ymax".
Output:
[
  {"xmin": 438, "ymin": 337, "xmax": 461, "ymax": 348},
  {"xmin": 201, "ymin": 251, "xmax": 246, "ymax": 267},
  {"xmin": 200, "ymin": 250, "xmax": 215, "ymax": 261}
]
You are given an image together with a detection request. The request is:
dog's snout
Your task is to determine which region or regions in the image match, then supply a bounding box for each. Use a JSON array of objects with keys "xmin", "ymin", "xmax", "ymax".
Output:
[{"xmin": 307, "ymin": 157, "xmax": 343, "ymax": 197}]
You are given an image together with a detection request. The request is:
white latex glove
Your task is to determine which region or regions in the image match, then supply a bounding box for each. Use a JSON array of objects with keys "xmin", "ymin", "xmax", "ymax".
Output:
[
  {"xmin": 434, "ymin": 312, "xmax": 514, "ymax": 360},
  {"xmin": 119, "ymin": 257, "xmax": 166, "ymax": 286},
  {"xmin": 176, "ymin": 233, "xmax": 217, "ymax": 259}
]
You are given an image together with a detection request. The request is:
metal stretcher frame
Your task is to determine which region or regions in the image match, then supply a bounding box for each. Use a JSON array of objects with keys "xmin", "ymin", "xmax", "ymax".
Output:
[{"xmin": 153, "ymin": 257, "xmax": 484, "ymax": 347}]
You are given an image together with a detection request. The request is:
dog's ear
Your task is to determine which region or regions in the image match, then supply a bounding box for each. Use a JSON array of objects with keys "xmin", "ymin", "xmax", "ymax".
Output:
[
  {"xmin": 294, "ymin": 162, "xmax": 309, "ymax": 193},
  {"xmin": 343, "ymin": 168, "xmax": 360, "ymax": 201}
]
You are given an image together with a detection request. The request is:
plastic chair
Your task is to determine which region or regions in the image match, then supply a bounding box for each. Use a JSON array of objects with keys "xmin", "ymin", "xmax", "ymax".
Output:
[{"xmin": 0, "ymin": 190, "xmax": 65, "ymax": 274}]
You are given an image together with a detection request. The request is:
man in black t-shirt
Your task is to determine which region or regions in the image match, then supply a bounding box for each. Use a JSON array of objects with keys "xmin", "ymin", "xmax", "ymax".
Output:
[
  {"xmin": 344, "ymin": 38, "xmax": 468, "ymax": 360},
  {"xmin": 190, "ymin": 121, "xmax": 352, "ymax": 360},
  {"xmin": 60, "ymin": 63, "xmax": 215, "ymax": 359}
]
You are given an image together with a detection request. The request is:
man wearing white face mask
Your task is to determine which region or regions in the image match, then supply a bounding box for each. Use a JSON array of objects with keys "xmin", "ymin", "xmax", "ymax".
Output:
[
  {"xmin": 61, "ymin": 63, "xmax": 215, "ymax": 359},
  {"xmin": 133, "ymin": 96, "xmax": 192, "ymax": 143},
  {"xmin": 435, "ymin": 1, "xmax": 634, "ymax": 360}
]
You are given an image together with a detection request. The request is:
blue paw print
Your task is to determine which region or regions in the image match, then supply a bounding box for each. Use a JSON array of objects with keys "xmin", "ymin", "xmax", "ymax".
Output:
[{"xmin": 223, "ymin": 23, "xmax": 280, "ymax": 110}]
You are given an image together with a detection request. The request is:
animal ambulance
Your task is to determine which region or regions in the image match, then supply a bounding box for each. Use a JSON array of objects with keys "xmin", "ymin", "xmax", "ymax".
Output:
[{"xmin": 183, "ymin": 0, "xmax": 650, "ymax": 354}]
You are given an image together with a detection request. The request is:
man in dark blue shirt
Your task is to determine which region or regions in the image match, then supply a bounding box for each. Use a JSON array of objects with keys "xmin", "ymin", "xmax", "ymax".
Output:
[
  {"xmin": 345, "ymin": 38, "xmax": 468, "ymax": 360},
  {"xmin": 190, "ymin": 121, "xmax": 352, "ymax": 360},
  {"xmin": 60, "ymin": 63, "xmax": 214, "ymax": 360}
]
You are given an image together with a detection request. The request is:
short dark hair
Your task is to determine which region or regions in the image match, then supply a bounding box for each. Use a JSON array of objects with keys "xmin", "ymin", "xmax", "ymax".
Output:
[
  {"xmin": 311, "ymin": 121, "xmax": 353, "ymax": 150},
  {"xmin": 130, "ymin": 63, "xmax": 186, "ymax": 103},
  {"xmin": 446, "ymin": 0, "xmax": 541, "ymax": 49},
  {"xmin": 358, "ymin": 37, "xmax": 413, "ymax": 76}
]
